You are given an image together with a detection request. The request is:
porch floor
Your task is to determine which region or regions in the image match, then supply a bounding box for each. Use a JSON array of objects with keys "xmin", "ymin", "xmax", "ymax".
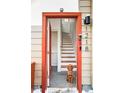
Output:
[
  {"xmin": 33, "ymin": 88, "xmax": 93, "ymax": 93},
  {"xmin": 49, "ymin": 66, "xmax": 76, "ymax": 88}
]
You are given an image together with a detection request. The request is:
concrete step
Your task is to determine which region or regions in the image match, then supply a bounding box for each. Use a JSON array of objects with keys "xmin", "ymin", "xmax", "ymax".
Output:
[{"xmin": 46, "ymin": 88, "xmax": 78, "ymax": 93}]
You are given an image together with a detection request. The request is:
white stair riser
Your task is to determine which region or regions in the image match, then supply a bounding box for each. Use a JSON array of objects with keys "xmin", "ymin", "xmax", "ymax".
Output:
[
  {"xmin": 61, "ymin": 54, "xmax": 76, "ymax": 56},
  {"xmin": 61, "ymin": 63, "xmax": 76, "ymax": 65},
  {"xmin": 61, "ymin": 58, "xmax": 76, "ymax": 61},
  {"xmin": 62, "ymin": 51, "xmax": 75, "ymax": 53}
]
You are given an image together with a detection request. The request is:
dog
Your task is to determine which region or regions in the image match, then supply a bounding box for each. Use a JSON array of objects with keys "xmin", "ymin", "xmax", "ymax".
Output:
[{"xmin": 66, "ymin": 64, "xmax": 74, "ymax": 83}]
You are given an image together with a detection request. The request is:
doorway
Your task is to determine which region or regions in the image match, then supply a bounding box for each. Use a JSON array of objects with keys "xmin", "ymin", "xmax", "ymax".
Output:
[
  {"xmin": 48, "ymin": 18, "xmax": 77, "ymax": 88},
  {"xmin": 42, "ymin": 12, "xmax": 82, "ymax": 93}
]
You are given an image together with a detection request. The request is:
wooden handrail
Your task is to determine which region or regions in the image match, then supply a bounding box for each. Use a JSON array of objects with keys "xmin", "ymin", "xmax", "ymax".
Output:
[{"xmin": 31, "ymin": 62, "xmax": 35, "ymax": 90}]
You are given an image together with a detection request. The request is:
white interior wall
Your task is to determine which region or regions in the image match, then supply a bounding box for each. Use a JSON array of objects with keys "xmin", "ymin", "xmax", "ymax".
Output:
[
  {"xmin": 51, "ymin": 32, "xmax": 58, "ymax": 66},
  {"xmin": 70, "ymin": 19, "xmax": 76, "ymax": 51},
  {"xmin": 62, "ymin": 19, "xmax": 76, "ymax": 33},
  {"xmin": 62, "ymin": 22, "xmax": 70, "ymax": 33}
]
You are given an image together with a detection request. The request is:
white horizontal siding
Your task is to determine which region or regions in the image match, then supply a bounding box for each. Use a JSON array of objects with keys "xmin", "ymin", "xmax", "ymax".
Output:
[
  {"xmin": 32, "ymin": 39, "xmax": 41, "ymax": 45},
  {"xmin": 32, "ymin": 26, "xmax": 42, "ymax": 85},
  {"xmin": 82, "ymin": 32, "xmax": 92, "ymax": 38},
  {"xmin": 82, "ymin": 51, "xmax": 91, "ymax": 58},
  {"xmin": 34, "ymin": 77, "xmax": 41, "ymax": 85},
  {"xmin": 32, "ymin": 52, "xmax": 41, "ymax": 57},
  {"xmin": 82, "ymin": 70, "xmax": 91, "ymax": 77},
  {"xmin": 82, "ymin": 45, "xmax": 92, "ymax": 52},
  {"xmin": 80, "ymin": 1, "xmax": 91, "ymax": 6},
  {"xmin": 82, "ymin": 77, "xmax": 91, "ymax": 84},
  {"xmin": 31, "ymin": 28, "xmax": 58, "ymax": 85},
  {"xmin": 32, "ymin": 45, "xmax": 41, "ymax": 50},
  {"xmin": 31, "ymin": 33, "xmax": 42, "ymax": 38},
  {"xmin": 82, "ymin": 25, "xmax": 91, "ymax": 32},
  {"xmin": 35, "ymin": 70, "xmax": 41, "ymax": 77},
  {"xmin": 79, "ymin": 0, "xmax": 92, "ymax": 85},
  {"xmin": 31, "ymin": 58, "xmax": 41, "ymax": 63},
  {"xmin": 82, "ymin": 39, "xmax": 92, "ymax": 44},
  {"xmin": 80, "ymin": 7, "xmax": 91, "ymax": 13},
  {"xmin": 82, "ymin": 58, "xmax": 91, "ymax": 64},
  {"xmin": 82, "ymin": 64, "xmax": 91, "ymax": 70},
  {"xmin": 35, "ymin": 63, "xmax": 42, "ymax": 70}
]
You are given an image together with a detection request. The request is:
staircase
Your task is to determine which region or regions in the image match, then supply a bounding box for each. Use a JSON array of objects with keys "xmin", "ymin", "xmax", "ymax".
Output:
[{"xmin": 60, "ymin": 32, "xmax": 77, "ymax": 71}]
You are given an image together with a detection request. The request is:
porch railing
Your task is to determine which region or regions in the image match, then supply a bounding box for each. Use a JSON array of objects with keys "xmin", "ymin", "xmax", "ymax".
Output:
[{"xmin": 31, "ymin": 62, "xmax": 35, "ymax": 89}]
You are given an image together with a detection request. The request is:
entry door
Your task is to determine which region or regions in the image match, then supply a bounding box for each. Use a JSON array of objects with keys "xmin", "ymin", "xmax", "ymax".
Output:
[
  {"xmin": 46, "ymin": 22, "xmax": 51, "ymax": 86},
  {"xmin": 46, "ymin": 22, "xmax": 52, "ymax": 86},
  {"xmin": 42, "ymin": 12, "xmax": 82, "ymax": 93}
]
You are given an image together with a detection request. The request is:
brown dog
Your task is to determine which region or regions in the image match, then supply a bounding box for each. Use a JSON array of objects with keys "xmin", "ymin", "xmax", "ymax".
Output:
[{"xmin": 66, "ymin": 64, "xmax": 74, "ymax": 83}]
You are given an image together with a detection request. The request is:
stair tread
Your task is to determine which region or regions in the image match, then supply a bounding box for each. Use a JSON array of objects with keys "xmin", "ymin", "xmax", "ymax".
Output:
[
  {"xmin": 61, "ymin": 47, "xmax": 73, "ymax": 49},
  {"xmin": 62, "ymin": 45, "xmax": 73, "ymax": 46},
  {"xmin": 62, "ymin": 44, "xmax": 73, "ymax": 46},
  {"xmin": 61, "ymin": 51, "xmax": 74, "ymax": 52},
  {"xmin": 61, "ymin": 65, "xmax": 77, "ymax": 68},
  {"xmin": 61, "ymin": 59, "xmax": 76, "ymax": 62},
  {"xmin": 61, "ymin": 63, "xmax": 76, "ymax": 65},
  {"xmin": 61, "ymin": 61, "xmax": 76, "ymax": 63},
  {"xmin": 61, "ymin": 49, "xmax": 74, "ymax": 51},
  {"xmin": 61, "ymin": 54, "xmax": 76, "ymax": 56},
  {"xmin": 62, "ymin": 42, "xmax": 72, "ymax": 44},
  {"xmin": 62, "ymin": 56, "xmax": 75, "ymax": 58},
  {"xmin": 61, "ymin": 53, "xmax": 75, "ymax": 54},
  {"xmin": 62, "ymin": 51, "xmax": 75, "ymax": 53},
  {"xmin": 61, "ymin": 57, "xmax": 76, "ymax": 59},
  {"xmin": 62, "ymin": 46, "xmax": 73, "ymax": 48}
]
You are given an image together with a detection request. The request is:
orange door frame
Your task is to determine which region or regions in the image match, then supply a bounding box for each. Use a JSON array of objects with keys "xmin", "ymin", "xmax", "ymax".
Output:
[{"xmin": 42, "ymin": 12, "xmax": 82, "ymax": 93}]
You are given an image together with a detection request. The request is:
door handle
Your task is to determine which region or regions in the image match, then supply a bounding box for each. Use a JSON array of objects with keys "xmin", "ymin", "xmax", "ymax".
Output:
[
  {"xmin": 78, "ymin": 34, "xmax": 82, "ymax": 41},
  {"xmin": 78, "ymin": 34, "xmax": 82, "ymax": 50}
]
